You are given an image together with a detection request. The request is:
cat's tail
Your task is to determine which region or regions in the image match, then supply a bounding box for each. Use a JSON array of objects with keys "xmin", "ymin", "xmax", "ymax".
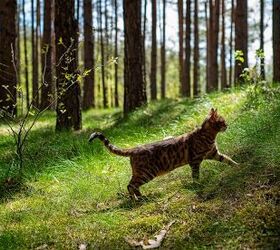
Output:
[{"xmin": 88, "ymin": 132, "xmax": 133, "ymax": 157}]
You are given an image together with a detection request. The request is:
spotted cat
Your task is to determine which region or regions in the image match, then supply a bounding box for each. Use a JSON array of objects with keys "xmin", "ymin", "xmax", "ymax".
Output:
[{"xmin": 89, "ymin": 108, "xmax": 238, "ymax": 200}]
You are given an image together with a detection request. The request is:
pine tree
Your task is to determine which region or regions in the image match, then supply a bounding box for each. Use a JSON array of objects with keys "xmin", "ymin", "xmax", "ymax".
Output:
[
  {"xmin": 0, "ymin": 0, "xmax": 17, "ymax": 116},
  {"xmin": 160, "ymin": 0, "xmax": 166, "ymax": 99},
  {"xmin": 114, "ymin": 0, "xmax": 119, "ymax": 107},
  {"xmin": 41, "ymin": 0, "xmax": 53, "ymax": 110},
  {"xmin": 123, "ymin": 0, "xmax": 147, "ymax": 114},
  {"xmin": 273, "ymin": 0, "xmax": 280, "ymax": 82},
  {"xmin": 207, "ymin": 0, "xmax": 220, "ymax": 92},
  {"xmin": 150, "ymin": 0, "xmax": 157, "ymax": 100},
  {"xmin": 82, "ymin": 0, "xmax": 95, "ymax": 109},
  {"xmin": 234, "ymin": 0, "xmax": 248, "ymax": 83},
  {"xmin": 178, "ymin": 0, "xmax": 184, "ymax": 96},
  {"xmin": 193, "ymin": 0, "xmax": 199, "ymax": 96},
  {"xmin": 22, "ymin": 0, "xmax": 30, "ymax": 108},
  {"xmin": 221, "ymin": 0, "xmax": 227, "ymax": 89},
  {"xmin": 183, "ymin": 0, "xmax": 191, "ymax": 97},
  {"xmin": 55, "ymin": 0, "xmax": 81, "ymax": 130}
]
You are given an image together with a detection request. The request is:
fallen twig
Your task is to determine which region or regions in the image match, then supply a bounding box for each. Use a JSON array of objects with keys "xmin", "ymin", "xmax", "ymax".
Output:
[{"xmin": 125, "ymin": 220, "xmax": 175, "ymax": 249}]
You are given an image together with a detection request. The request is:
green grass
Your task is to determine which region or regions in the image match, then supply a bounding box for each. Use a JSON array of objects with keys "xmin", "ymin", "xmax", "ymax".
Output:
[{"xmin": 0, "ymin": 87, "xmax": 279, "ymax": 249}]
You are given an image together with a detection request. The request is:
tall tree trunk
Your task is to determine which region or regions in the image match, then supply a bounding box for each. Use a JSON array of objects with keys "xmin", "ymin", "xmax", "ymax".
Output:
[
  {"xmin": 99, "ymin": 0, "xmax": 108, "ymax": 108},
  {"xmin": 183, "ymin": 0, "xmax": 191, "ymax": 97},
  {"xmin": 123, "ymin": 0, "xmax": 146, "ymax": 114},
  {"xmin": 142, "ymin": 0, "xmax": 147, "ymax": 89},
  {"xmin": 51, "ymin": 3, "xmax": 56, "ymax": 109},
  {"xmin": 150, "ymin": 0, "xmax": 157, "ymax": 100},
  {"xmin": 82, "ymin": 0, "xmax": 95, "ymax": 109},
  {"xmin": 160, "ymin": 0, "xmax": 166, "ymax": 99},
  {"xmin": 22, "ymin": 0, "xmax": 30, "ymax": 109},
  {"xmin": 0, "ymin": 0, "xmax": 17, "ymax": 116},
  {"xmin": 234, "ymin": 0, "xmax": 248, "ymax": 83},
  {"xmin": 207, "ymin": 0, "xmax": 220, "ymax": 92},
  {"xmin": 193, "ymin": 0, "xmax": 199, "ymax": 97},
  {"xmin": 221, "ymin": 0, "xmax": 227, "ymax": 89},
  {"xmin": 55, "ymin": 0, "xmax": 81, "ymax": 131},
  {"xmin": 104, "ymin": 0, "xmax": 110, "ymax": 106},
  {"xmin": 76, "ymin": 0, "xmax": 80, "ymax": 66},
  {"xmin": 16, "ymin": 2, "xmax": 21, "ymax": 88},
  {"xmin": 36, "ymin": 0, "xmax": 41, "ymax": 98},
  {"xmin": 260, "ymin": 0, "xmax": 265, "ymax": 80},
  {"xmin": 77, "ymin": 0, "xmax": 80, "ymax": 20},
  {"xmin": 31, "ymin": 0, "xmax": 39, "ymax": 107},
  {"xmin": 41, "ymin": 0, "xmax": 53, "ymax": 110},
  {"xmin": 273, "ymin": 0, "xmax": 280, "ymax": 82},
  {"xmin": 229, "ymin": 0, "xmax": 234, "ymax": 87},
  {"xmin": 114, "ymin": 0, "xmax": 119, "ymax": 107},
  {"xmin": 178, "ymin": 0, "xmax": 184, "ymax": 96},
  {"xmin": 205, "ymin": 1, "xmax": 209, "ymax": 92}
]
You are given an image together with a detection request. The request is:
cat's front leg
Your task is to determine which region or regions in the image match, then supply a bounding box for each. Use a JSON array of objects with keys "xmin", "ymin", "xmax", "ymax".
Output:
[
  {"xmin": 214, "ymin": 152, "xmax": 238, "ymax": 167},
  {"xmin": 205, "ymin": 148, "xmax": 238, "ymax": 167}
]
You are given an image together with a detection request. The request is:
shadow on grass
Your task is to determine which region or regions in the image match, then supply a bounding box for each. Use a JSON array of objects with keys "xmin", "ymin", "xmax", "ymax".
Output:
[{"xmin": 95, "ymin": 191, "xmax": 163, "ymax": 214}]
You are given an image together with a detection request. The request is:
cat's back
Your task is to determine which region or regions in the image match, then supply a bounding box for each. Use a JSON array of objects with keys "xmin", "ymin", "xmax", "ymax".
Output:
[{"xmin": 131, "ymin": 134, "xmax": 190, "ymax": 155}]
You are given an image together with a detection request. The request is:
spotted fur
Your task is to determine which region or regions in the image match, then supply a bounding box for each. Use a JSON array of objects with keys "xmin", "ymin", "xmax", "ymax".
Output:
[{"xmin": 89, "ymin": 108, "xmax": 238, "ymax": 200}]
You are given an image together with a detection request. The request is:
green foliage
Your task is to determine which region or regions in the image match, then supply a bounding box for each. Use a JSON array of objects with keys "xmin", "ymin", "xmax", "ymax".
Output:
[
  {"xmin": 241, "ymin": 49, "xmax": 280, "ymax": 110},
  {"xmin": 235, "ymin": 50, "xmax": 244, "ymax": 64},
  {"xmin": 0, "ymin": 88, "xmax": 279, "ymax": 248}
]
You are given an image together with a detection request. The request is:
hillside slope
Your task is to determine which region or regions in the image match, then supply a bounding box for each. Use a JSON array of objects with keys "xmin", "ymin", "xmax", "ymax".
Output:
[{"xmin": 0, "ymin": 88, "xmax": 279, "ymax": 249}]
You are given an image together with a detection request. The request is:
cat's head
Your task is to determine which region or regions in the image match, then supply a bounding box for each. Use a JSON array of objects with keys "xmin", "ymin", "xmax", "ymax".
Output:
[{"xmin": 202, "ymin": 108, "xmax": 227, "ymax": 132}]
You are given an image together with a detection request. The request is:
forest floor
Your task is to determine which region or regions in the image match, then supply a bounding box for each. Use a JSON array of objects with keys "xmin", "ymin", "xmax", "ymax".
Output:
[{"xmin": 0, "ymin": 87, "xmax": 279, "ymax": 249}]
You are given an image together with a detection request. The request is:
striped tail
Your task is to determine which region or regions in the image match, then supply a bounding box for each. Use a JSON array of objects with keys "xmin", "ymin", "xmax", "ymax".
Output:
[{"xmin": 88, "ymin": 132, "xmax": 132, "ymax": 157}]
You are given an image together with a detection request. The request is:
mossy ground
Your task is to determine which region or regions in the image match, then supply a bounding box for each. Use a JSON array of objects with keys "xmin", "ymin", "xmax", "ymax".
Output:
[{"xmin": 0, "ymin": 88, "xmax": 279, "ymax": 249}]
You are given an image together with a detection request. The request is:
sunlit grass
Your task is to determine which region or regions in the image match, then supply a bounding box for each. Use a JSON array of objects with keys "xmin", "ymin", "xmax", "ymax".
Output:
[{"xmin": 0, "ymin": 87, "xmax": 279, "ymax": 249}]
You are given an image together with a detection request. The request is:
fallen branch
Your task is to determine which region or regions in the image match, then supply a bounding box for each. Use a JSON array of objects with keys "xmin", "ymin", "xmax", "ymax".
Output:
[{"xmin": 125, "ymin": 220, "xmax": 175, "ymax": 249}]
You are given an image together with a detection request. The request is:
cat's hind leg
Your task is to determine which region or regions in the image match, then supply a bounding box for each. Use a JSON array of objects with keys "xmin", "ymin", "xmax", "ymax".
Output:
[
  {"xmin": 127, "ymin": 176, "xmax": 144, "ymax": 201},
  {"xmin": 190, "ymin": 163, "xmax": 201, "ymax": 181}
]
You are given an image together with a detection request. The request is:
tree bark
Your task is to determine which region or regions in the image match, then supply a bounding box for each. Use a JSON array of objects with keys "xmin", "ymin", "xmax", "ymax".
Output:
[
  {"xmin": 207, "ymin": 0, "xmax": 220, "ymax": 92},
  {"xmin": 55, "ymin": 0, "xmax": 81, "ymax": 131},
  {"xmin": 0, "ymin": 0, "xmax": 17, "ymax": 116},
  {"xmin": 178, "ymin": 0, "xmax": 184, "ymax": 96},
  {"xmin": 205, "ymin": 1, "xmax": 209, "ymax": 92},
  {"xmin": 273, "ymin": 0, "xmax": 280, "ymax": 82},
  {"xmin": 160, "ymin": 0, "xmax": 166, "ymax": 99},
  {"xmin": 82, "ymin": 0, "xmax": 95, "ymax": 109},
  {"xmin": 41, "ymin": 0, "xmax": 53, "ymax": 110},
  {"xmin": 123, "ymin": 0, "xmax": 146, "ymax": 114},
  {"xmin": 193, "ymin": 0, "xmax": 199, "ymax": 97},
  {"xmin": 16, "ymin": 2, "xmax": 21, "ymax": 88},
  {"xmin": 142, "ymin": 0, "xmax": 147, "ymax": 90},
  {"xmin": 22, "ymin": 0, "xmax": 30, "ymax": 109},
  {"xmin": 99, "ymin": 0, "xmax": 108, "ymax": 108},
  {"xmin": 221, "ymin": 0, "xmax": 227, "ymax": 89},
  {"xmin": 183, "ymin": 0, "xmax": 191, "ymax": 97},
  {"xmin": 114, "ymin": 0, "xmax": 119, "ymax": 107},
  {"xmin": 260, "ymin": 0, "xmax": 265, "ymax": 80},
  {"xmin": 36, "ymin": 0, "xmax": 41, "ymax": 99},
  {"xmin": 234, "ymin": 0, "xmax": 248, "ymax": 83},
  {"xmin": 229, "ymin": 0, "xmax": 234, "ymax": 87},
  {"xmin": 150, "ymin": 0, "xmax": 157, "ymax": 100},
  {"xmin": 76, "ymin": 0, "xmax": 80, "ymax": 66},
  {"xmin": 31, "ymin": 0, "xmax": 39, "ymax": 107}
]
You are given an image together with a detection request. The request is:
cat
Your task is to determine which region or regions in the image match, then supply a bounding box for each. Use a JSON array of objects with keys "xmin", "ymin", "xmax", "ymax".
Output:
[{"xmin": 89, "ymin": 108, "xmax": 238, "ymax": 200}]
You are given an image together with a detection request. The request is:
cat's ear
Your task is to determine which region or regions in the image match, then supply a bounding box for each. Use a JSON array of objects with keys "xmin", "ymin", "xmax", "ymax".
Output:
[
  {"xmin": 209, "ymin": 108, "xmax": 217, "ymax": 116},
  {"xmin": 209, "ymin": 108, "xmax": 217, "ymax": 120}
]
